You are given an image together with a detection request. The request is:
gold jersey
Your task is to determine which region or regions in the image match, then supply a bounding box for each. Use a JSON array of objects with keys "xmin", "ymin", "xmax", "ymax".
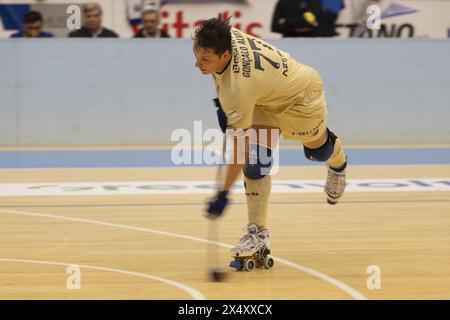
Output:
[{"xmin": 212, "ymin": 27, "xmax": 318, "ymax": 130}]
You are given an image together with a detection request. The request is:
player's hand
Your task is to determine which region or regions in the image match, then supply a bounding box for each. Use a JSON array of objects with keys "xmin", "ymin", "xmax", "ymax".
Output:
[
  {"xmin": 205, "ymin": 191, "xmax": 229, "ymax": 219},
  {"xmin": 213, "ymin": 98, "xmax": 227, "ymax": 133}
]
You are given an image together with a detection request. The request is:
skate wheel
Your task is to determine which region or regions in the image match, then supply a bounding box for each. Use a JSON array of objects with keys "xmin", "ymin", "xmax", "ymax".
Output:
[
  {"xmin": 263, "ymin": 256, "xmax": 274, "ymax": 269},
  {"xmin": 243, "ymin": 259, "xmax": 255, "ymax": 271},
  {"xmin": 229, "ymin": 260, "xmax": 242, "ymax": 270}
]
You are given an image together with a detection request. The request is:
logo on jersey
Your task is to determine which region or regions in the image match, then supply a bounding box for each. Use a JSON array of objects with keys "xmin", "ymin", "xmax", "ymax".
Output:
[
  {"xmin": 291, "ymin": 119, "xmax": 324, "ymax": 137},
  {"xmin": 227, "ymin": 111, "xmax": 241, "ymax": 122}
]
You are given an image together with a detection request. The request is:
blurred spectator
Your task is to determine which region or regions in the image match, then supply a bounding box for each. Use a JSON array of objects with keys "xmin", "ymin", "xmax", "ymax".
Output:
[
  {"xmin": 10, "ymin": 11, "xmax": 54, "ymax": 38},
  {"xmin": 134, "ymin": 9, "xmax": 170, "ymax": 38},
  {"xmin": 321, "ymin": 0, "xmax": 345, "ymax": 33},
  {"xmin": 68, "ymin": 3, "xmax": 119, "ymax": 38},
  {"xmin": 271, "ymin": 0, "xmax": 342, "ymax": 37}
]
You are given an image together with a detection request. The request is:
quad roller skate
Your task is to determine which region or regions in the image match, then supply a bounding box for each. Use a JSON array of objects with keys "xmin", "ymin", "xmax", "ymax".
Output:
[{"xmin": 229, "ymin": 224, "xmax": 274, "ymax": 272}]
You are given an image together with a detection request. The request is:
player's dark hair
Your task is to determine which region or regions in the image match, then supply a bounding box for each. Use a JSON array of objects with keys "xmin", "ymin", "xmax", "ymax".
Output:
[
  {"xmin": 24, "ymin": 11, "xmax": 43, "ymax": 24},
  {"xmin": 193, "ymin": 15, "xmax": 232, "ymax": 56}
]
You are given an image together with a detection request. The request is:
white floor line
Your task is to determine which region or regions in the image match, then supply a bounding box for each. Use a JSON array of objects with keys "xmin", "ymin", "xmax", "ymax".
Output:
[
  {"xmin": 0, "ymin": 258, "xmax": 205, "ymax": 300},
  {"xmin": 0, "ymin": 208, "xmax": 368, "ymax": 300}
]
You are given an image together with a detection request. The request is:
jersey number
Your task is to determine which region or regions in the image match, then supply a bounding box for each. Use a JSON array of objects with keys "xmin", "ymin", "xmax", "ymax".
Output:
[{"xmin": 247, "ymin": 37, "xmax": 280, "ymax": 71}]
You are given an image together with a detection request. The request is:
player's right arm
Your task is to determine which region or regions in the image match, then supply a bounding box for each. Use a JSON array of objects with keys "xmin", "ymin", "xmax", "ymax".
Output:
[
  {"xmin": 206, "ymin": 96, "xmax": 255, "ymax": 219},
  {"xmin": 205, "ymin": 129, "xmax": 249, "ymax": 220},
  {"xmin": 219, "ymin": 85, "xmax": 257, "ymax": 192},
  {"xmin": 222, "ymin": 132, "xmax": 247, "ymax": 192}
]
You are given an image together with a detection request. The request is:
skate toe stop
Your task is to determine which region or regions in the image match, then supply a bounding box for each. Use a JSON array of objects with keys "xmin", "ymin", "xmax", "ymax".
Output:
[{"xmin": 327, "ymin": 198, "xmax": 337, "ymax": 205}]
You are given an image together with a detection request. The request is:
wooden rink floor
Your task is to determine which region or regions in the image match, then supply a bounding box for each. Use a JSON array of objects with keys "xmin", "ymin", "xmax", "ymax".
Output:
[{"xmin": 0, "ymin": 164, "xmax": 449, "ymax": 300}]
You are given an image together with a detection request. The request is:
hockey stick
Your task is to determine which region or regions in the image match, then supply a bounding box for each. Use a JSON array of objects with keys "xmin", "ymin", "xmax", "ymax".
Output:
[{"xmin": 207, "ymin": 132, "xmax": 228, "ymax": 281}]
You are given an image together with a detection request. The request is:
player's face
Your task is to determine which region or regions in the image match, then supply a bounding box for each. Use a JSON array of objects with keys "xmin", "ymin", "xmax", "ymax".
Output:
[{"xmin": 194, "ymin": 47, "xmax": 228, "ymax": 75}]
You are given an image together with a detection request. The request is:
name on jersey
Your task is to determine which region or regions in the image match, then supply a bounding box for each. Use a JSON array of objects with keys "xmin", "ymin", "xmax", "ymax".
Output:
[{"xmin": 232, "ymin": 29, "xmax": 252, "ymax": 78}]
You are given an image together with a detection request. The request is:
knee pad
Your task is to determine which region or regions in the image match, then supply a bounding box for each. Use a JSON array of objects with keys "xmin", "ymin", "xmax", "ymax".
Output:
[
  {"xmin": 244, "ymin": 144, "xmax": 273, "ymax": 179},
  {"xmin": 303, "ymin": 129, "xmax": 337, "ymax": 162}
]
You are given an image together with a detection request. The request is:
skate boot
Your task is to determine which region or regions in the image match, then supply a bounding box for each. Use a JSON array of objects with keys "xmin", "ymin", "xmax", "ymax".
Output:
[
  {"xmin": 325, "ymin": 161, "xmax": 347, "ymax": 205},
  {"xmin": 229, "ymin": 224, "xmax": 274, "ymax": 271}
]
